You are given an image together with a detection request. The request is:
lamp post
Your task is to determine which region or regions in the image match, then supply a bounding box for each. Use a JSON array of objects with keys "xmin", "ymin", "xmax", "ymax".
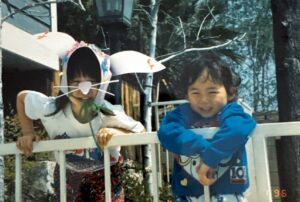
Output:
[
  {"xmin": 94, "ymin": 0, "xmax": 134, "ymax": 54},
  {"xmin": 94, "ymin": 0, "xmax": 134, "ymax": 104}
]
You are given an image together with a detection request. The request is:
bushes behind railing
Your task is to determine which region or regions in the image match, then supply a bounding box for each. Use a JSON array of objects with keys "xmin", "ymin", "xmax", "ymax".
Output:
[{"xmin": 4, "ymin": 113, "xmax": 56, "ymax": 201}]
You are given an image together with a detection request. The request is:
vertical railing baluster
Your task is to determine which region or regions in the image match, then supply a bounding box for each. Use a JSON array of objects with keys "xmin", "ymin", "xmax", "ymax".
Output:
[
  {"xmin": 151, "ymin": 143, "xmax": 159, "ymax": 202},
  {"xmin": 155, "ymin": 105, "xmax": 163, "ymax": 188},
  {"xmin": 15, "ymin": 153, "xmax": 22, "ymax": 202},
  {"xmin": 58, "ymin": 151, "xmax": 66, "ymax": 202},
  {"xmin": 252, "ymin": 132, "xmax": 272, "ymax": 201},
  {"xmin": 104, "ymin": 147, "xmax": 111, "ymax": 202},
  {"xmin": 157, "ymin": 143, "xmax": 162, "ymax": 187},
  {"xmin": 162, "ymin": 105, "xmax": 171, "ymax": 184},
  {"xmin": 165, "ymin": 150, "xmax": 170, "ymax": 183},
  {"xmin": 204, "ymin": 186, "xmax": 210, "ymax": 202}
]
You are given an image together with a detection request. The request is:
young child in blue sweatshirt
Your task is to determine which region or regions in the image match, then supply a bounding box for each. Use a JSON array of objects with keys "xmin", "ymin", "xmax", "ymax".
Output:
[{"xmin": 158, "ymin": 53, "xmax": 256, "ymax": 202}]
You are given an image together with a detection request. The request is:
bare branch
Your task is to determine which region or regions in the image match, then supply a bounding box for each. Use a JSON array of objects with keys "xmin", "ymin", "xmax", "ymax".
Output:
[
  {"xmin": 178, "ymin": 16, "xmax": 186, "ymax": 49},
  {"xmin": 1, "ymin": 0, "xmax": 85, "ymax": 23},
  {"xmin": 155, "ymin": 49, "xmax": 183, "ymax": 60},
  {"xmin": 158, "ymin": 34, "xmax": 246, "ymax": 63},
  {"xmin": 98, "ymin": 26, "xmax": 109, "ymax": 50},
  {"xmin": 207, "ymin": 5, "xmax": 216, "ymax": 21},
  {"xmin": 135, "ymin": 4, "xmax": 152, "ymax": 24},
  {"xmin": 74, "ymin": 0, "xmax": 85, "ymax": 11},
  {"xmin": 134, "ymin": 73, "xmax": 145, "ymax": 92},
  {"xmin": 196, "ymin": 7, "xmax": 214, "ymax": 41}
]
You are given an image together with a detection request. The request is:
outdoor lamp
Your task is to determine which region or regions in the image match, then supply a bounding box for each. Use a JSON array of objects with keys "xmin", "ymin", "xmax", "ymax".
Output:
[{"xmin": 94, "ymin": 0, "xmax": 134, "ymax": 27}]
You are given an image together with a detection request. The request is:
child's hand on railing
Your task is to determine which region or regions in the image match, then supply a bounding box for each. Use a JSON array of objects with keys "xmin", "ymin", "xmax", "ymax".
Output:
[
  {"xmin": 16, "ymin": 133, "xmax": 40, "ymax": 156},
  {"xmin": 97, "ymin": 128, "xmax": 129, "ymax": 148},
  {"xmin": 197, "ymin": 162, "xmax": 216, "ymax": 186}
]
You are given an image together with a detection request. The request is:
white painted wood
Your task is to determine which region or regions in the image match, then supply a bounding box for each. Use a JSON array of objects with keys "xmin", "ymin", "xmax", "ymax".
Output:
[
  {"xmin": 2, "ymin": 22, "xmax": 59, "ymax": 71},
  {"xmin": 104, "ymin": 147, "xmax": 112, "ymax": 202},
  {"xmin": 166, "ymin": 150, "xmax": 170, "ymax": 183},
  {"xmin": 58, "ymin": 151, "xmax": 66, "ymax": 202},
  {"xmin": 50, "ymin": 2, "xmax": 58, "ymax": 32},
  {"xmin": 252, "ymin": 127, "xmax": 273, "ymax": 202},
  {"xmin": 151, "ymin": 99, "xmax": 188, "ymax": 106},
  {"xmin": 1, "ymin": 122, "xmax": 300, "ymax": 201},
  {"xmin": 204, "ymin": 186, "xmax": 210, "ymax": 202},
  {"xmin": 151, "ymin": 143, "xmax": 159, "ymax": 202},
  {"xmin": 157, "ymin": 145, "xmax": 163, "ymax": 187},
  {"xmin": 244, "ymin": 138, "xmax": 258, "ymax": 202}
]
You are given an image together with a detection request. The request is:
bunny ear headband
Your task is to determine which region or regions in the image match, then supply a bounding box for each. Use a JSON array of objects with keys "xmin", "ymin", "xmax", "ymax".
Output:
[
  {"xmin": 35, "ymin": 32, "xmax": 166, "ymax": 104},
  {"xmin": 58, "ymin": 42, "xmax": 116, "ymax": 104},
  {"xmin": 35, "ymin": 32, "xmax": 116, "ymax": 104}
]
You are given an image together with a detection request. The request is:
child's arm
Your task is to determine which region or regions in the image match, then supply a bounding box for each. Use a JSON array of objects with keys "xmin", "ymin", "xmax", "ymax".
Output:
[
  {"xmin": 16, "ymin": 90, "xmax": 40, "ymax": 155},
  {"xmin": 200, "ymin": 102, "xmax": 256, "ymax": 169},
  {"xmin": 99, "ymin": 102, "xmax": 145, "ymax": 147},
  {"xmin": 158, "ymin": 106, "xmax": 210, "ymax": 155}
]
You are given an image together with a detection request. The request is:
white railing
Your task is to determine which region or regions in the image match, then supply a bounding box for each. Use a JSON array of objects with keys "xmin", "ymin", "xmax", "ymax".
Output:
[{"xmin": 1, "ymin": 122, "xmax": 300, "ymax": 201}]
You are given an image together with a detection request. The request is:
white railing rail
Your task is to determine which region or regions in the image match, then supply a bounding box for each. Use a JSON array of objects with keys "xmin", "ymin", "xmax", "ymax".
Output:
[
  {"xmin": 0, "ymin": 132, "xmax": 160, "ymax": 202},
  {"xmin": 1, "ymin": 122, "xmax": 300, "ymax": 201}
]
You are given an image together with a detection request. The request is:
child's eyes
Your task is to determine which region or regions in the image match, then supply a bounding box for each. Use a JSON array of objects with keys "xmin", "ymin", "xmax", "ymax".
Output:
[
  {"xmin": 69, "ymin": 81, "xmax": 79, "ymax": 86},
  {"xmin": 209, "ymin": 91, "xmax": 218, "ymax": 94},
  {"xmin": 70, "ymin": 81, "xmax": 97, "ymax": 86}
]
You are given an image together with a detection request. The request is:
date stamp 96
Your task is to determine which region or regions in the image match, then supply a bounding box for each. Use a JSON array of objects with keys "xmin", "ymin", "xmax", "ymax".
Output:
[{"xmin": 273, "ymin": 188, "xmax": 287, "ymax": 199}]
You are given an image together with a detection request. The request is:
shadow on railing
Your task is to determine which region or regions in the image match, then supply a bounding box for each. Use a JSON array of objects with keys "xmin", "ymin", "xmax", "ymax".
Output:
[{"xmin": 1, "ymin": 122, "xmax": 300, "ymax": 202}]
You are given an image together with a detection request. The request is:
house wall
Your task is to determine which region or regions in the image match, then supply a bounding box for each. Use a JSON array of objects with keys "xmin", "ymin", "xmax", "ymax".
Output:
[
  {"xmin": 121, "ymin": 80, "xmax": 141, "ymax": 121},
  {"xmin": 120, "ymin": 80, "xmax": 143, "ymax": 161},
  {"xmin": 2, "ymin": 0, "xmax": 55, "ymax": 115}
]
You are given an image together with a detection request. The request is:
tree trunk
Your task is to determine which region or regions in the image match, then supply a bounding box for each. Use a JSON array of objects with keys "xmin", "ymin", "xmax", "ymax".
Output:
[
  {"xmin": 0, "ymin": 1, "xmax": 5, "ymax": 200},
  {"xmin": 143, "ymin": 0, "xmax": 160, "ymax": 195},
  {"xmin": 272, "ymin": 0, "xmax": 300, "ymax": 201}
]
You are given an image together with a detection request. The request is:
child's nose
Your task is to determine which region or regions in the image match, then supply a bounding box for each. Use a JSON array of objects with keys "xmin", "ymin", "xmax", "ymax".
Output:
[
  {"xmin": 199, "ymin": 95, "xmax": 209, "ymax": 104},
  {"xmin": 78, "ymin": 81, "xmax": 92, "ymax": 95}
]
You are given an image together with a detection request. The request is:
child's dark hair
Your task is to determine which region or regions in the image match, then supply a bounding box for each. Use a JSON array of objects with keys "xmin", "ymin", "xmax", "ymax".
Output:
[
  {"xmin": 182, "ymin": 52, "xmax": 241, "ymax": 98},
  {"xmin": 67, "ymin": 47, "xmax": 101, "ymax": 84},
  {"xmin": 47, "ymin": 47, "xmax": 101, "ymax": 116}
]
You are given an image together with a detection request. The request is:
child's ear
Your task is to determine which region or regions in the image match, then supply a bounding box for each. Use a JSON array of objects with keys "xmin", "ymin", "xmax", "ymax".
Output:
[
  {"xmin": 228, "ymin": 86, "xmax": 237, "ymax": 101},
  {"xmin": 227, "ymin": 94, "xmax": 236, "ymax": 101}
]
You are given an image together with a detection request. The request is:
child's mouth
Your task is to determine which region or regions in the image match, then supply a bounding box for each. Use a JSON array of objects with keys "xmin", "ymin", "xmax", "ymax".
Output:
[
  {"xmin": 72, "ymin": 95, "xmax": 93, "ymax": 103},
  {"xmin": 79, "ymin": 98, "xmax": 90, "ymax": 102},
  {"xmin": 200, "ymin": 107, "xmax": 212, "ymax": 112}
]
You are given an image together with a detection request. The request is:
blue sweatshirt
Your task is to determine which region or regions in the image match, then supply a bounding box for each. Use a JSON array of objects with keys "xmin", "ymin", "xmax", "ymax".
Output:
[{"xmin": 157, "ymin": 102, "xmax": 256, "ymax": 197}]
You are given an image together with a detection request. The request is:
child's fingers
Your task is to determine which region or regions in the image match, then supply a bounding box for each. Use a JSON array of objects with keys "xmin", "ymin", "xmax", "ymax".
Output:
[
  {"xmin": 207, "ymin": 169, "xmax": 215, "ymax": 179},
  {"xmin": 197, "ymin": 163, "xmax": 216, "ymax": 186},
  {"xmin": 33, "ymin": 135, "xmax": 41, "ymax": 142},
  {"xmin": 101, "ymin": 133, "xmax": 108, "ymax": 146},
  {"xmin": 104, "ymin": 134, "xmax": 113, "ymax": 146},
  {"xmin": 16, "ymin": 137, "xmax": 33, "ymax": 156},
  {"xmin": 199, "ymin": 174, "xmax": 215, "ymax": 186},
  {"xmin": 97, "ymin": 128, "xmax": 113, "ymax": 147}
]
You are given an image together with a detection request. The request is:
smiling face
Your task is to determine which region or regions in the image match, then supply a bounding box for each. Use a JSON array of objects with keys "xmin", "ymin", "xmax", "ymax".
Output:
[{"xmin": 187, "ymin": 69, "xmax": 234, "ymax": 118}]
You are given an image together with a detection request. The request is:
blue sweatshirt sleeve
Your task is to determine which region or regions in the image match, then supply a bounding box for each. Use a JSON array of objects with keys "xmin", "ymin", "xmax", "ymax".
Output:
[
  {"xmin": 157, "ymin": 106, "xmax": 210, "ymax": 156},
  {"xmin": 200, "ymin": 102, "xmax": 256, "ymax": 168}
]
